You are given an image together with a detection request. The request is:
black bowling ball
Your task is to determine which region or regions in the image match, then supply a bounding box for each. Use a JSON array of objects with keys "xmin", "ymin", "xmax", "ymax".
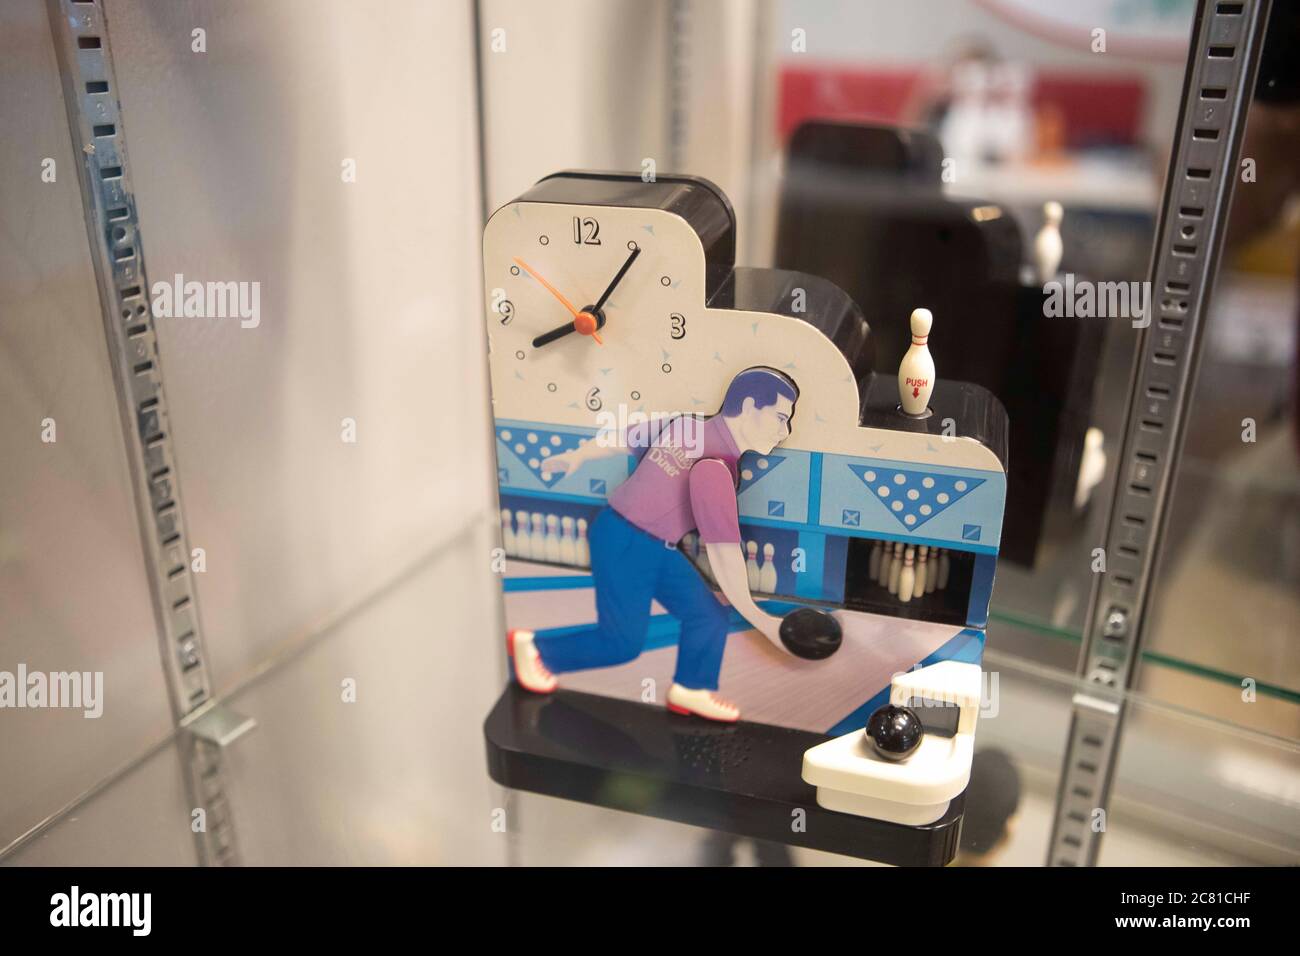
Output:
[
  {"xmin": 865, "ymin": 704, "xmax": 923, "ymax": 762},
  {"xmin": 778, "ymin": 607, "xmax": 843, "ymax": 660}
]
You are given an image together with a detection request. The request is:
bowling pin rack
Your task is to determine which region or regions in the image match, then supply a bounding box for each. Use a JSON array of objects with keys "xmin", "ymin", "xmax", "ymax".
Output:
[
  {"xmin": 1047, "ymin": 0, "xmax": 1274, "ymax": 866},
  {"xmin": 500, "ymin": 495, "xmax": 986, "ymax": 629}
]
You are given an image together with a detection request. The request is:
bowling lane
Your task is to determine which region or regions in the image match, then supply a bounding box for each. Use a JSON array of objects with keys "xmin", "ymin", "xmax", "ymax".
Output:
[
  {"xmin": 503, "ymin": 558, "xmax": 590, "ymax": 580},
  {"xmin": 708, "ymin": 612, "xmax": 971, "ymax": 733},
  {"xmin": 503, "ymin": 564, "xmax": 656, "ymax": 632},
  {"xmin": 505, "ymin": 577, "xmax": 968, "ymax": 734}
]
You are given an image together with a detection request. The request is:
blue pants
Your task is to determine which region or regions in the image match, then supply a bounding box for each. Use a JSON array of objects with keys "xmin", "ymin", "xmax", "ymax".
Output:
[{"xmin": 534, "ymin": 508, "xmax": 731, "ymax": 691}]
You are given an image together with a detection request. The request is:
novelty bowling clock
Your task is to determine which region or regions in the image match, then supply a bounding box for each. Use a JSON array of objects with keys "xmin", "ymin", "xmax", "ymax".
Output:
[{"xmin": 483, "ymin": 171, "xmax": 1010, "ymax": 847}]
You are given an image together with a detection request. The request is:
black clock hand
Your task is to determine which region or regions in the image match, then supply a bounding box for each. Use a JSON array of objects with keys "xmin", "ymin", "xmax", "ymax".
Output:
[
  {"xmin": 592, "ymin": 245, "xmax": 640, "ymax": 312},
  {"xmin": 532, "ymin": 322, "xmax": 578, "ymax": 348},
  {"xmin": 529, "ymin": 248, "xmax": 637, "ymax": 348},
  {"xmin": 532, "ymin": 309, "xmax": 606, "ymax": 348}
]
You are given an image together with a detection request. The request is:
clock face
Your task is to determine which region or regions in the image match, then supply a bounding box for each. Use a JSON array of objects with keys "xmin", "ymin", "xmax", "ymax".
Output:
[{"xmin": 483, "ymin": 201, "xmax": 716, "ymax": 428}]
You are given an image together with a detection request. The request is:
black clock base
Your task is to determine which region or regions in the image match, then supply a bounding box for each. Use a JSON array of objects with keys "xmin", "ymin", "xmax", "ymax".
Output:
[{"xmin": 484, "ymin": 683, "xmax": 964, "ymax": 866}]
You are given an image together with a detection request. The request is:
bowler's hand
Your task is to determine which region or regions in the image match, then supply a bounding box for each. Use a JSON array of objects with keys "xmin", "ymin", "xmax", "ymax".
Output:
[
  {"xmin": 540, "ymin": 448, "xmax": 584, "ymax": 476},
  {"xmin": 703, "ymin": 540, "xmax": 797, "ymax": 657}
]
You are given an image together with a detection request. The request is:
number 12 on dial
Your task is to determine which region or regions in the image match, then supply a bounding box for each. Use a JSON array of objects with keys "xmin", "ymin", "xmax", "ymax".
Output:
[{"xmin": 573, "ymin": 216, "xmax": 600, "ymax": 245}]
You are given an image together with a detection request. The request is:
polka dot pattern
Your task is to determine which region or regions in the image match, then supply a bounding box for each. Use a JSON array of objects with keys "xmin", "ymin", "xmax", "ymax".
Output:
[
  {"xmin": 496, "ymin": 426, "xmax": 588, "ymax": 488},
  {"xmin": 735, "ymin": 452, "xmax": 788, "ymax": 495},
  {"xmin": 847, "ymin": 463, "xmax": 986, "ymax": 531}
]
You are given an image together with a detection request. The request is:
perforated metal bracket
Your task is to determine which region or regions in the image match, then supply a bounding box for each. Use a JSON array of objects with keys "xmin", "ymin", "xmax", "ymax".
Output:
[
  {"xmin": 178, "ymin": 734, "xmax": 244, "ymax": 866},
  {"xmin": 183, "ymin": 701, "xmax": 257, "ymax": 747},
  {"xmin": 44, "ymin": 0, "xmax": 229, "ymax": 725},
  {"xmin": 1048, "ymin": 0, "xmax": 1272, "ymax": 867}
]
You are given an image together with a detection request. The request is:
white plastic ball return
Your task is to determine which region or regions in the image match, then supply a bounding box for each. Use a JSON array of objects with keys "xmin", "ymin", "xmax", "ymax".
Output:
[{"xmin": 802, "ymin": 660, "xmax": 983, "ymax": 826}]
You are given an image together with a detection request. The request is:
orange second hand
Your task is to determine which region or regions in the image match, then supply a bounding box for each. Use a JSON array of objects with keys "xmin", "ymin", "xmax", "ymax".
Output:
[{"xmin": 513, "ymin": 257, "xmax": 579, "ymax": 318}]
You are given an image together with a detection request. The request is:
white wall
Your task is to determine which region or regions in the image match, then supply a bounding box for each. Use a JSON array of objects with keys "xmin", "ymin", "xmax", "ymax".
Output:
[
  {"xmin": 480, "ymin": 0, "xmax": 771, "ymax": 256},
  {"xmin": 3, "ymin": 0, "xmax": 491, "ymax": 854},
  {"xmin": 107, "ymin": 0, "xmax": 491, "ymax": 691}
]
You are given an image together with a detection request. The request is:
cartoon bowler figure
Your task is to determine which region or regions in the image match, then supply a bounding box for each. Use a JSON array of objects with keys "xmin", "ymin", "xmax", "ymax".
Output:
[{"xmin": 507, "ymin": 367, "xmax": 804, "ymax": 722}]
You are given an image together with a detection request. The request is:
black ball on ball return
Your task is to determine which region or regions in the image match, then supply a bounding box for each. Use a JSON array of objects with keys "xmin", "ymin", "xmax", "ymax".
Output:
[
  {"xmin": 778, "ymin": 606, "xmax": 843, "ymax": 660},
  {"xmin": 865, "ymin": 704, "xmax": 923, "ymax": 762}
]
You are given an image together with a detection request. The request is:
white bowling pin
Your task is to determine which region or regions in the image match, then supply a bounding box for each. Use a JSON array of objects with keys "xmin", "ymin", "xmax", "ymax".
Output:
[
  {"xmin": 878, "ymin": 541, "xmax": 895, "ymax": 587},
  {"xmin": 1073, "ymin": 426, "xmax": 1107, "ymax": 511},
  {"xmin": 887, "ymin": 542, "xmax": 903, "ymax": 595},
  {"xmin": 938, "ymin": 548, "xmax": 951, "ymax": 589},
  {"xmin": 925, "ymin": 546, "xmax": 938, "ymax": 594},
  {"xmin": 501, "ymin": 508, "xmax": 516, "ymax": 556},
  {"xmin": 898, "ymin": 308, "xmax": 935, "ymax": 416},
  {"xmin": 559, "ymin": 516, "xmax": 577, "ymax": 564},
  {"xmin": 575, "ymin": 518, "xmax": 590, "ymax": 567},
  {"xmin": 530, "ymin": 513, "xmax": 546, "ymax": 559},
  {"xmin": 514, "ymin": 509, "xmax": 532, "ymax": 560},
  {"xmin": 868, "ymin": 540, "xmax": 883, "ymax": 582},
  {"xmin": 913, "ymin": 545, "xmax": 928, "ymax": 599},
  {"xmin": 1034, "ymin": 200, "xmax": 1064, "ymax": 283},
  {"xmin": 745, "ymin": 540, "xmax": 761, "ymax": 591},
  {"xmin": 544, "ymin": 514, "xmax": 561, "ymax": 562},
  {"xmin": 898, "ymin": 547, "xmax": 916, "ymax": 604},
  {"xmin": 760, "ymin": 542, "xmax": 778, "ymax": 593}
]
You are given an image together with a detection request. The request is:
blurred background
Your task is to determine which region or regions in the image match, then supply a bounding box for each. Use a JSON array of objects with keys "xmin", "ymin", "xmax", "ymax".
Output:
[{"xmin": 1, "ymin": 0, "xmax": 1296, "ymax": 866}]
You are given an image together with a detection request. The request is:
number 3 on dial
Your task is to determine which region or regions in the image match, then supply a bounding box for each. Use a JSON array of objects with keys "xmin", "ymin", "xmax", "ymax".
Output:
[{"xmin": 670, "ymin": 312, "xmax": 686, "ymax": 340}]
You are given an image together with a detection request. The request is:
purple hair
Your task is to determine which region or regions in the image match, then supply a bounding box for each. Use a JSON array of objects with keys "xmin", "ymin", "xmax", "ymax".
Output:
[{"xmin": 719, "ymin": 367, "xmax": 798, "ymax": 417}]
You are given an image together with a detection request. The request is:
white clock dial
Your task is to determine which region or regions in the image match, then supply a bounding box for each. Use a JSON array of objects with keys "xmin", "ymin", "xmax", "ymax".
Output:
[{"xmin": 484, "ymin": 202, "xmax": 707, "ymax": 425}]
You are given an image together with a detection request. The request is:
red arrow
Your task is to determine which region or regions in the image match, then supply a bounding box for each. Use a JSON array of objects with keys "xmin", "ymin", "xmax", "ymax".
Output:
[{"xmin": 912, "ymin": 385, "xmax": 920, "ymax": 398}]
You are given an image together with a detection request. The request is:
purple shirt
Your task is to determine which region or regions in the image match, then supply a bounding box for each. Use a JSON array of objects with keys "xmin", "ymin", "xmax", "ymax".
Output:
[{"xmin": 608, "ymin": 415, "xmax": 743, "ymax": 546}]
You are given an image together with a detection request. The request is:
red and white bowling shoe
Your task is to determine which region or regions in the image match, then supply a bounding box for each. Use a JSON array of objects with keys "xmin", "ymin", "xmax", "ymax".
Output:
[
  {"xmin": 666, "ymin": 683, "xmax": 740, "ymax": 722},
  {"xmin": 506, "ymin": 629, "xmax": 557, "ymax": 694}
]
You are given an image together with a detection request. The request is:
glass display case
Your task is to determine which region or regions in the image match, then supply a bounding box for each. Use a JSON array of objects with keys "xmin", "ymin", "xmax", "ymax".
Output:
[{"xmin": 1, "ymin": 0, "xmax": 1295, "ymax": 870}]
